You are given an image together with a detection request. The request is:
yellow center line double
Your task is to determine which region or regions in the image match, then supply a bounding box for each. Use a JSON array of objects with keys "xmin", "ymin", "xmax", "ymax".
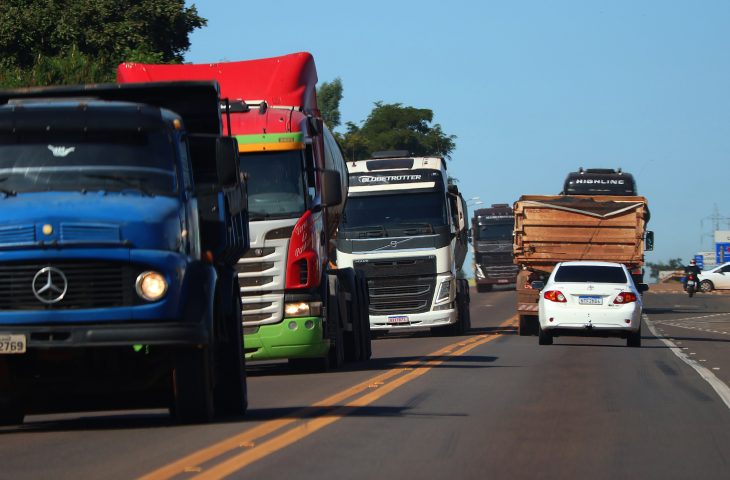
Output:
[{"xmin": 141, "ymin": 316, "xmax": 516, "ymax": 480}]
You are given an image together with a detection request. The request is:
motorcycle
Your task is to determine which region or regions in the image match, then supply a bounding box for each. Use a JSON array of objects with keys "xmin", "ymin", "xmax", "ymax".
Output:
[{"xmin": 686, "ymin": 273, "xmax": 699, "ymax": 298}]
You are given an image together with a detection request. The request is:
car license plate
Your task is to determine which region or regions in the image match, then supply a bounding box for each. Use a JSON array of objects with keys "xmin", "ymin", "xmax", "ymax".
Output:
[
  {"xmin": 498, "ymin": 279, "xmax": 508, "ymax": 284},
  {"xmin": 579, "ymin": 296, "xmax": 603, "ymax": 305},
  {"xmin": 0, "ymin": 334, "xmax": 26, "ymax": 354},
  {"xmin": 387, "ymin": 315, "xmax": 410, "ymax": 325}
]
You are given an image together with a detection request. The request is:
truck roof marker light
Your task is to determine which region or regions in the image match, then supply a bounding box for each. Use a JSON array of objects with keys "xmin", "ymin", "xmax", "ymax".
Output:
[
  {"xmin": 203, "ymin": 250, "xmax": 214, "ymax": 263},
  {"xmin": 172, "ymin": 118, "xmax": 182, "ymax": 130}
]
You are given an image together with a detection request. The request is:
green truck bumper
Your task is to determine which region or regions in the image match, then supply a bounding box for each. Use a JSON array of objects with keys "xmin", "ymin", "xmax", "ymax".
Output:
[{"xmin": 244, "ymin": 316, "xmax": 329, "ymax": 361}]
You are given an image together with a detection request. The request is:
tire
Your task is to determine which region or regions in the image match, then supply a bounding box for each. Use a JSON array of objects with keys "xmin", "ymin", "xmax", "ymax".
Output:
[
  {"xmin": 213, "ymin": 288, "xmax": 248, "ymax": 418},
  {"xmin": 700, "ymin": 280, "xmax": 714, "ymax": 293},
  {"xmin": 172, "ymin": 347, "xmax": 214, "ymax": 424},
  {"xmin": 357, "ymin": 271, "xmax": 372, "ymax": 361},
  {"xmin": 342, "ymin": 269, "xmax": 362, "ymax": 363},
  {"xmin": 0, "ymin": 395, "xmax": 24, "ymax": 426},
  {"xmin": 476, "ymin": 283, "xmax": 492, "ymax": 293},
  {"xmin": 538, "ymin": 325, "xmax": 553, "ymax": 345},
  {"xmin": 327, "ymin": 273, "xmax": 345, "ymax": 370},
  {"xmin": 519, "ymin": 315, "xmax": 537, "ymax": 336},
  {"xmin": 688, "ymin": 289, "xmax": 694, "ymax": 298},
  {"xmin": 627, "ymin": 325, "xmax": 642, "ymax": 348}
]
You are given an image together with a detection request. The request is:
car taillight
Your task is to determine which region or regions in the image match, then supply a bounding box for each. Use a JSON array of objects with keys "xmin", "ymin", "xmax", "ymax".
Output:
[
  {"xmin": 613, "ymin": 292, "xmax": 637, "ymax": 304},
  {"xmin": 544, "ymin": 290, "xmax": 566, "ymax": 303},
  {"xmin": 285, "ymin": 210, "xmax": 321, "ymax": 289}
]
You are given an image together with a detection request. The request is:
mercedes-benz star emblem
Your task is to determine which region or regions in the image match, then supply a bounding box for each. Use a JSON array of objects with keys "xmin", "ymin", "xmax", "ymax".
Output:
[{"xmin": 32, "ymin": 267, "xmax": 68, "ymax": 304}]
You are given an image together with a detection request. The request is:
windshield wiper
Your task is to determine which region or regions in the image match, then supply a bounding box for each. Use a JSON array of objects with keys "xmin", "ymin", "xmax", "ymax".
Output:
[
  {"xmin": 83, "ymin": 174, "xmax": 154, "ymax": 197},
  {"xmin": 344, "ymin": 224, "xmax": 387, "ymax": 238}
]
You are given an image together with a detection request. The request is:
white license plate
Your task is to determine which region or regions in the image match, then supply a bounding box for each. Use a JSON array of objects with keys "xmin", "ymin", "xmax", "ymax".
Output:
[
  {"xmin": 498, "ymin": 279, "xmax": 508, "ymax": 284},
  {"xmin": 687, "ymin": 280, "xmax": 696, "ymax": 286},
  {"xmin": 579, "ymin": 296, "xmax": 603, "ymax": 305},
  {"xmin": 387, "ymin": 315, "xmax": 410, "ymax": 325},
  {"xmin": 0, "ymin": 334, "xmax": 26, "ymax": 354}
]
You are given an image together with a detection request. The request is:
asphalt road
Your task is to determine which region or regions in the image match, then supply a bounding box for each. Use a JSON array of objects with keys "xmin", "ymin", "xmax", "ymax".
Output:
[{"xmin": 2, "ymin": 288, "xmax": 730, "ymax": 479}]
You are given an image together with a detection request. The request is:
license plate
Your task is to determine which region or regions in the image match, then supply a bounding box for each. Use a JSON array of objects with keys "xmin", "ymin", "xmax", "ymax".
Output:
[
  {"xmin": 687, "ymin": 280, "xmax": 696, "ymax": 286},
  {"xmin": 498, "ymin": 279, "xmax": 508, "ymax": 284},
  {"xmin": 0, "ymin": 334, "xmax": 26, "ymax": 354},
  {"xmin": 387, "ymin": 315, "xmax": 410, "ymax": 325},
  {"xmin": 579, "ymin": 296, "xmax": 603, "ymax": 305}
]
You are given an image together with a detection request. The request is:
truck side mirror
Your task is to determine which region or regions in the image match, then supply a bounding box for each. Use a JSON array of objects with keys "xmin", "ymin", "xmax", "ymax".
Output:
[
  {"xmin": 645, "ymin": 231, "xmax": 654, "ymax": 251},
  {"xmin": 216, "ymin": 137, "xmax": 240, "ymax": 188},
  {"xmin": 320, "ymin": 170, "xmax": 343, "ymax": 207}
]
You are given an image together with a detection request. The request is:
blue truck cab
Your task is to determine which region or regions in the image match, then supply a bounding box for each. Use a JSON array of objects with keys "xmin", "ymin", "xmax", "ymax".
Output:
[{"xmin": 0, "ymin": 82, "xmax": 249, "ymax": 424}]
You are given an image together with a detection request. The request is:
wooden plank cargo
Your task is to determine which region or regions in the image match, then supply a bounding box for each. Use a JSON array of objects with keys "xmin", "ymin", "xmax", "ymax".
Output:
[{"xmin": 512, "ymin": 194, "xmax": 651, "ymax": 335}]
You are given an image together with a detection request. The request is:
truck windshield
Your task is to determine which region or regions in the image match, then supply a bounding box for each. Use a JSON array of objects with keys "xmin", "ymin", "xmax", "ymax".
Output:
[
  {"xmin": 0, "ymin": 131, "xmax": 177, "ymax": 196},
  {"xmin": 240, "ymin": 151, "xmax": 307, "ymax": 220},
  {"xmin": 341, "ymin": 192, "xmax": 448, "ymax": 234},
  {"xmin": 477, "ymin": 222, "xmax": 513, "ymax": 241}
]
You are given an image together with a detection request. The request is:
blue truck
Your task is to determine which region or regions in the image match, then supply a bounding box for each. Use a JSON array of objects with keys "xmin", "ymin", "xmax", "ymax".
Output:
[{"xmin": 0, "ymin": 81, "xmax": 249, "ymax": 424}]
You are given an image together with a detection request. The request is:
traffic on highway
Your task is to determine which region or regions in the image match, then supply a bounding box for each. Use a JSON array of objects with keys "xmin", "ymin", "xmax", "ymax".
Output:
[{"xmin": 1, "ymin": 50, "xmax": 730, "ymax": 480}]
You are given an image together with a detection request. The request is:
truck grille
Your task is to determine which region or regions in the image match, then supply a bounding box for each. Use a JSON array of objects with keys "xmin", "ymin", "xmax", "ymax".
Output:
[
  {"xmin": 0, "ymin": 261, "xmax": 135, "ymax": 310},
  {"xmin": 353, "ymin": 257, "xmax": 437, "ymax": 315},
  {"xmin": 367, "ymin": 276, "xmax": 435, "ymax": 314}
]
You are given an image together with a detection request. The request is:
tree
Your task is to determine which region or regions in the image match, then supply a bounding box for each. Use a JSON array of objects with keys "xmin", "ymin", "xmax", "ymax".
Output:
[
  {"xmin": 0, "ymin": 0, "xmax": 206, "ymax": 87},
  {"xmin": 645, "ymin": 258, "xmax": 684, "ymax": 280},
  {"xmin": 317, "ymin": 78, "xmax": 343, "ymax": 129},
  {"xmin": 341, "ymin": 102, "xmax": 456, "ymax": 161}
]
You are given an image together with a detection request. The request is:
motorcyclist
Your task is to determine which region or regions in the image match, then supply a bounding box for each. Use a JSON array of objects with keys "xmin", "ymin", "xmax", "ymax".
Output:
[{"xmin": 684, "ymin": 259, "xmax": 702, "ymax": 291}]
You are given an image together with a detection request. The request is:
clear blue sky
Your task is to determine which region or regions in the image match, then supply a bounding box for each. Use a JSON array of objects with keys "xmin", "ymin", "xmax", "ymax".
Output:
[{"xmin": 185, "ymin": 0, "xmax": 730, "ymax": 268}]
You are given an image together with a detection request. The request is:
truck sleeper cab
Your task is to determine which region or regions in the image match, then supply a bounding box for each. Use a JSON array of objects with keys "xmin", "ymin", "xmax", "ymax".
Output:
[
  {"xmin": 0, "ymin": 82, "xmax": 249, "ymax": 425},
  {"xmin": 336, "ymin": 153, "xmax": 470, "ymax": 336}
]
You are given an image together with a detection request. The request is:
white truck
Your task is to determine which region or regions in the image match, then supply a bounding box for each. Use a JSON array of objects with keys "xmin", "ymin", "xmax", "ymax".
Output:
[{"xmin": 336, "ymin": 152, "xmax": 470, "ymax": 335}]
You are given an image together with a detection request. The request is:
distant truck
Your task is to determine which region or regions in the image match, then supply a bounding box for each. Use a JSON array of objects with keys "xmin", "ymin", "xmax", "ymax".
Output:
[
  {"xmin": 513, "ymin": 194, "xmax": 653, "ymax": 335},
  {"xmin": 471, "ymin": 204, "xmax": 519, "ymax": 292},
  {"xmin": 336, "ymin": 151, "xmax": 471, "ymax": 336},
  {"xmin": 0, "ymin": 82, "xmax": 249, "ymax": 424},
  {"xmin": 118, "ymin": 52, "xmax": 371, "ymax": 370}
]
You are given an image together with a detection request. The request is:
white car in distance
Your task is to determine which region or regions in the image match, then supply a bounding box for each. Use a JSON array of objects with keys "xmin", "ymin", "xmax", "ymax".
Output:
[
  {"xmin": 699, "ymin": 262, "xmax": 730, "ymax": 292},
  {"xmin": 534, "ymin": 261, "xmax": 647, "ymax": 347}
]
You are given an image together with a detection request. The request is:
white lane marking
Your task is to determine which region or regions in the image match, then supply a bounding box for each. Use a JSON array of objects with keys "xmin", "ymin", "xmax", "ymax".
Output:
[{"xmin": 645, "ymin": 316, "xmax": 730, "ymax": 411}]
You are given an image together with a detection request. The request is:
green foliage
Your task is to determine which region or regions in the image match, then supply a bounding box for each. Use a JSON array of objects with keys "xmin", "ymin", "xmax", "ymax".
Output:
[
  {"xmin": 645, "ymin": 258, "xmax": 684, "ymax": 280},
  {"xmin": 317, "ymin": 78, "xmax": 343, "ymax": 129},
  {"xmin": 0, "ymin": 0, "xmax": 205, "ymax": 87},
  {"xmin": 341, "ymin": 102, "xmax": 456, "ymax": 161}
]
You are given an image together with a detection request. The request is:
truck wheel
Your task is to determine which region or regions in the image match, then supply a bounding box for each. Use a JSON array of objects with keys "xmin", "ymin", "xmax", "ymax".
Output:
[
  {"xmin": 358, "ymin": 272, "xmax": 372, "ymax": 360},
  {"xmin": 0, "ymin": 396, "xmax": 24, "ymax": 426},
  {"xmin": 519, "ymin": 315, "xmax": 538, "ymax": 336},
  {"xmin": 341, "ymin": 269, "xmax": 362, "ymax": 363},
  {"xmin": 476, "ymin": 284, "xmax": 492, "ymax": 293},
  {"xmin": 213, "ymin": 290, "xmax": 248, "ymax": 418},
  {"xmin": 172, "ymin": 347, "xmax": 214, "ymax": 424}
]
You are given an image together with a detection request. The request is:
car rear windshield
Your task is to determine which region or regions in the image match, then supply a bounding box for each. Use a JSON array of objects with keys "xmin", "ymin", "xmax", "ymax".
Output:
[{"xmin": 554, "ymin": 265, "xmax": 627, "ymax": 283}]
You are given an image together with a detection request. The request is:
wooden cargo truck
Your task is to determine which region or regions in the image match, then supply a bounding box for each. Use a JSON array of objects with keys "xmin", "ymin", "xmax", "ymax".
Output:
[{"xmin": 513, "ymin": 195, "xmax": 653, "ymax": 336}]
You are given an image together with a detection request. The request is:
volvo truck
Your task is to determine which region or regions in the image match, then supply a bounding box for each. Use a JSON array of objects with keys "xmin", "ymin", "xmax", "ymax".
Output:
[
  {"xmin": 118, "ymin": 52, "xmax": 371, "ymax": 370},
  {"xmin": 336, "ymin": 152, "xmax": 470, "ymax": 336},
  {"xmin": 471, "ymin": 204, "xmax": 518, "ymax": 292},
  {"xmin": 0, "ymin": 82, "xmax": 249, "ymax": 424}
]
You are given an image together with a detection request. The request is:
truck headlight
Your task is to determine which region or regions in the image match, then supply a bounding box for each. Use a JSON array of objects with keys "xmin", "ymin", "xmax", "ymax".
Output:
[
  {"xmin": 435, "ymin": 278, "xmax": 452, "ymax": 303},
  {"xmin": 284, "ymin": 301, "xmax": 322, "ymax": 318},
  {"xmin": 136, "ymin": 271, "xmax": 168, "ymax": 301}
]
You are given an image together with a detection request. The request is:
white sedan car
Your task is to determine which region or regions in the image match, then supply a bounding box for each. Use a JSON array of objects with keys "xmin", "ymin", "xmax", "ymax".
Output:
[
  {"xmin": 699, "ymin": 262, "xmax": 730, "ymax": 292},
  {"xmin": 535, "ymin": 261, "xmax": 646, "ymax": 347}
]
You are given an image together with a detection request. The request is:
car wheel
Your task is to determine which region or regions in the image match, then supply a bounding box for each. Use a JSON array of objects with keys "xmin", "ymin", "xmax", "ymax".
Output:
[
  {"xmin": 627, "ymin": 326, "xmax": 642, "ymax": 348},
  {"xmin": 700, "ymin": 280, "xmax": 714, "ymax": 293},
  {"xmin": 538, "ymin": 325, "xmax": 553, "ymax": 345}
]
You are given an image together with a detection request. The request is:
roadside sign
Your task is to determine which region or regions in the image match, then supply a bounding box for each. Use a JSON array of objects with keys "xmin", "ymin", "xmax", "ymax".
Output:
[{"xmin": 716, "ymin": 243, "xmax": 730, "ymax": 264}]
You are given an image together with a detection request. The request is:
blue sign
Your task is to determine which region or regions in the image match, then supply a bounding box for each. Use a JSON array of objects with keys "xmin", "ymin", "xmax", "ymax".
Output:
[
  {"xmin": 717, "ymin": 243, "xmax": 730, "ymax": 264},
  {"xmin": 694, "ymin": 255, "xmax": 704, "ymax": 269}
]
